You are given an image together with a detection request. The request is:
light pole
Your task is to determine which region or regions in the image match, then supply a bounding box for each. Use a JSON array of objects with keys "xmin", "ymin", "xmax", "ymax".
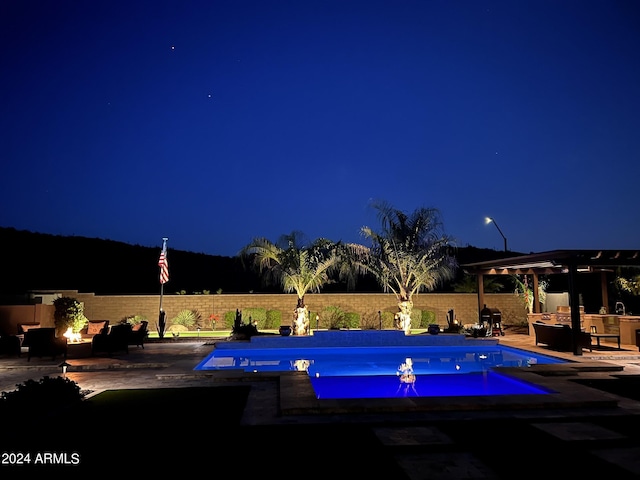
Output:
[{"xmin": 485, "ymin": 217, "xmax": 507, "ymax": 252}]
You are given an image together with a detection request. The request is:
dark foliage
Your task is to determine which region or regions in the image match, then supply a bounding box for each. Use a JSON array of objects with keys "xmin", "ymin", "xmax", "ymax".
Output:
[
  {"xmin": 0, "ymin": 227, "xmax": 514, "ymax": 297},
  {"xmin": 232, "ymin": 322, "xmax": 259, "ymax": 339},
  {"xmin": 0, "ymin": 376, "xmax": 86, "ymax": 413},
  {"xmin": 0, "ymin": 227, "xmax": 268, "ymax": 295}
]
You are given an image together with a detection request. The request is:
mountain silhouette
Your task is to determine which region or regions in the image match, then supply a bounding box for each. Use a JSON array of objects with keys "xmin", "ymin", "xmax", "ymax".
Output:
[{"xmin": 0, "ymin": 227, "xmax": 515, "ymax": 296}]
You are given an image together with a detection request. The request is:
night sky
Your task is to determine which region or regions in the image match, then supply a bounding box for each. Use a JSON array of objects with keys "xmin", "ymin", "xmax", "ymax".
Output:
[{"xmin": 2, "ymin": 0, "xmax": 639, "ymax": 257}]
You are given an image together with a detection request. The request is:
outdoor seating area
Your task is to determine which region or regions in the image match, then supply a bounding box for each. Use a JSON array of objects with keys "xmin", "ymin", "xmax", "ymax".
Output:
[
  {"xmin": 532, "ymin": 321, "xmax": 592, "ymax": 352},
  {"xmin": 91, "ymin": 321, "xmax": 148, "ymax": 355}
]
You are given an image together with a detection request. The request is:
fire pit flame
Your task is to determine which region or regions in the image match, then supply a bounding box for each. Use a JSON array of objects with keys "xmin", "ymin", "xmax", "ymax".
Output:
[{"xmin": 63, "ymin": 327, "xmax": 81, "ymax": 343}]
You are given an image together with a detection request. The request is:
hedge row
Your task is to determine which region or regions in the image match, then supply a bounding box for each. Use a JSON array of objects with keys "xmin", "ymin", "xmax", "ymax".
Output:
[{"xmin": 159, "ymin": 306, "xmax": 438, "ymax": 331}]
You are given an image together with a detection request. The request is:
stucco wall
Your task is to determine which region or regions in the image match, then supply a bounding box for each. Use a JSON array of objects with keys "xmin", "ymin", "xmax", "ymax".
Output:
[{"xmin": 0, "ymin": 304, "xmax": 55, "ymax": 335}]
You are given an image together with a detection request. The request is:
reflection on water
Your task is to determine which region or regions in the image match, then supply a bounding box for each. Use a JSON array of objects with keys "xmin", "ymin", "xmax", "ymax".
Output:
[
  {"xmin": 196, "ymin": 345, "xmax": 562, "ymax": 399},
  {"xmin": 396, "ymin": 357, "xmax": 418, "ymax": 396},
  {"xmin": 292, "ymin": 359, "xmax": 311, "ymax": 372},
  {"xmin": 195, "ymin": 345, "xmax": 566, "ymax": 375}
]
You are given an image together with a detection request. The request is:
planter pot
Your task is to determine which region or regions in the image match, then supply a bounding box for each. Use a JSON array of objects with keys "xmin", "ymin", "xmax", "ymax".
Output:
[
  {"xmin": 279, "ymin": 326, "xmax": 292, "ymax": 336},
  {"xmin": 472, "ymin": 328, "xmax": 487, "ymax": 338},
  {"xmin": 427, "ymin": 324, "xmax": 440, "ymax": 335}
]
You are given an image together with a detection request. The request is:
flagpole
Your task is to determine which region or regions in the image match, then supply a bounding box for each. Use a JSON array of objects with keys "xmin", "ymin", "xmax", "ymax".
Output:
[{"xmin": 158, "ymin": 237, "xmax": 169, "ymax": 338}]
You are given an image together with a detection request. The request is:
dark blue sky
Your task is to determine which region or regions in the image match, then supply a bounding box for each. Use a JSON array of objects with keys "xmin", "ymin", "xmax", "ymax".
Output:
[{"xmin": 2, "ymin": 1, "xmax": 639, "ymax": 257}]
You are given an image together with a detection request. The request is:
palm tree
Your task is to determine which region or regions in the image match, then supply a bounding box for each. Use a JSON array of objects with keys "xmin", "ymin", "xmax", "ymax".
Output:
[
  {"xmin": 240, "ymin": 231, "xmax": 347, "ymax": 335},
  {"xmin": 347, "ymin": 201, "xmax": 458, "ymax": 334}
]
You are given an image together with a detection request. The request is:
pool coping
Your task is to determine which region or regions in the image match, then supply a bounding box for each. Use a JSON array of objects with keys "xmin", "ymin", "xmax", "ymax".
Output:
[
  {"xmin": 160, "ymin": 361, "xmax": 626, "ymax": 417},
  {"xmin": 192, "ymin": 332, "xmax": 631, "ymax": 415},
  {"xmin": 276, "ymin": 362, "xmax": 624, "ymax": 415}
]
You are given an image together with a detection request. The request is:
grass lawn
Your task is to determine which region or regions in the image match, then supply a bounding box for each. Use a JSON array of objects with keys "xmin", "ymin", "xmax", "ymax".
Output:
[
  {"xmin": 85, "ymin": 386, "xmax": 251, "ymax": 425},
  {"xmin": 147, "ymin": 328, "xmax": 432, "ymax": 339},
  {"xmin": 4, "ymin": 386, "xmax": 252, "ymax": 473},
  {"xmin": 147, "ymin": 330, "xmax": 233, "ymax": 338}
]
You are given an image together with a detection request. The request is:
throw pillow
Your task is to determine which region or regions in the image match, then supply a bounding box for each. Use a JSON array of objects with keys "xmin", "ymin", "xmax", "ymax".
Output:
[{"xmin": 87, "ymin": 322, "xmax": 106, "ymax": 335}]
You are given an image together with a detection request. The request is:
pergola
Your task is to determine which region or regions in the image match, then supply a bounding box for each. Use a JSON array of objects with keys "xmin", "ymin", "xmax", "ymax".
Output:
[{"xmin": 462, "ymin": 250, "xmax": 640, "ymax": 356}]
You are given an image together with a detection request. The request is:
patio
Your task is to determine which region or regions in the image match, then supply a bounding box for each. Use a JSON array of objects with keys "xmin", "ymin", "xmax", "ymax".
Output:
[{"xmin": 3, "ymin": 332, "xmax": 640, "ymax": 478}]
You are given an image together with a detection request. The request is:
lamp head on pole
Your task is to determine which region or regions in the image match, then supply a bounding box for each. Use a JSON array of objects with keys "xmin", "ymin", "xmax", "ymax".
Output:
[{"xmin": 485, "ymin": 217, "xmax": 508, "ymax": 252}]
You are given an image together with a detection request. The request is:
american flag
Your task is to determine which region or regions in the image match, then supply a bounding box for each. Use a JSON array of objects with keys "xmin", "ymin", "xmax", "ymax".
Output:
[{"xmin": 158, "ymin": 247, "xmax": 169, "ymax": 284}]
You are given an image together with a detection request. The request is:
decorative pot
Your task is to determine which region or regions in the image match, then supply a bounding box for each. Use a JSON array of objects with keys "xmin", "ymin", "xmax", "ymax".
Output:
[
  {"xmin": 427, "ymin": 324, "xmax": 440, "ymax": 335},
  {"xmin": 279, "ymin": 326, "xmax": 292, "ymax": 336}
]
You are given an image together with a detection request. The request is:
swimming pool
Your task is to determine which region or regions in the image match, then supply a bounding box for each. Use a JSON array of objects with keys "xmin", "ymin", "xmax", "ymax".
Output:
[{"xmin": 195, "ymin": 343, "xmax": 565, "ymax": 399}]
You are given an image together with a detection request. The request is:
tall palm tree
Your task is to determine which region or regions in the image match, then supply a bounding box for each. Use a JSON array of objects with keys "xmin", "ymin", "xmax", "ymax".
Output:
[
  {"xmin": 347, "ymin": 201, "xmax": 458, "ymax": 334},
  {"xmin": 240, "ymin": 231, "xmax": 346, "ymax": 335}
]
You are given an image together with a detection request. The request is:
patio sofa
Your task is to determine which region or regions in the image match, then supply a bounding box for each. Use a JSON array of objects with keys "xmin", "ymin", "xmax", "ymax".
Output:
[
  {"xmin": 532, "ymin": 321, "xmax": 592, "ymax": 352},
  {"xmin": 17, "ymin": 323, "xmax": 41, "ymax": 335}
]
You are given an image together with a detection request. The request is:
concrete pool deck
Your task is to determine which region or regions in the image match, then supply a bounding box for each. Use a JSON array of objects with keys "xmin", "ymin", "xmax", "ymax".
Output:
[
  {"xmin": 195, "ymin": 329, "xmax": 628, "ymax": 415},
  {"xmin": 4, "ymin": 331, "xmax": 640, "ymax": 478},
  {"xmin": 1, "ymin": 330, "xmax": 640, "ymax": 415}
]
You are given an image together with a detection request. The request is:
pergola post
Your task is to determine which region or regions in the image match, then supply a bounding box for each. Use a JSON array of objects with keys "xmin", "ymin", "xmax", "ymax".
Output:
[
  {"xmin": 567, "ymin": 263, "xmax": 583, "ymax": 356},
  {"xmin": 532, "ymin": 273, "xmax": 540, "ymax": 313},
  {"xmin": 476, "ymin": 273, "xmax": 485, "ymax": 322}
]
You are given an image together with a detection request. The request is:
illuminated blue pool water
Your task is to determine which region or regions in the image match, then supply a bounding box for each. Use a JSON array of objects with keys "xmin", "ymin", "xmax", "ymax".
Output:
[{"xmin": 195, "ymin": 344, "xmax": 564, "ymax": 399}]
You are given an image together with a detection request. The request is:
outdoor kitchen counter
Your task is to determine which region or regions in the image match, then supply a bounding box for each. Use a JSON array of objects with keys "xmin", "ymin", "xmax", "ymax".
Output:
[{"xmin": 616, "ymin": 315, "xmax": 640, "ymax": 346}]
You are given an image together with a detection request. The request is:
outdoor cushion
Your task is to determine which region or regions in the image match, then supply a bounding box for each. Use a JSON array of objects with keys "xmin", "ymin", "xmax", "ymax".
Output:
[
  {"xmin": 87, "ymin": 321, "xmax": 107, "ymax": 335},
  {"xmin": 18, "ymin": 323, "xmax": 40, "ymax": 335}
]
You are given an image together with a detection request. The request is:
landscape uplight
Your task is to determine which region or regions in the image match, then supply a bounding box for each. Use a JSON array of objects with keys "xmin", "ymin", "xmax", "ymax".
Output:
[{"xmin": 485, "ymin": 217, "xmax": 508, "ymax": 252}]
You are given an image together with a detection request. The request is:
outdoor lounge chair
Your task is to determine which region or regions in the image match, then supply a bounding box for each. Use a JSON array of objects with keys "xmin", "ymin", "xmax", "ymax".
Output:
[
  {"xmin": 128, "ymin": 320, "xmax": 148, "ymax": 348},
  {"xmin": 92, "ymin": 323, "xmax": 131, "ymax": 355},
  {"xmin": 24, "ymin": 328, "xmax": 68, "ymax": 361}
]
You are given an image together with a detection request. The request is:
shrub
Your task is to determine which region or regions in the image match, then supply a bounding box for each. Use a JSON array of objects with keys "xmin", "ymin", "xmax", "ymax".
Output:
[
  {"xmin": 242, "ymin": 308, "xmax": 267, "ymax": 328},
  {"xmin": 360, "ymin": 311, "xmax": 382, "ymax": 329},
  {"xmin": 321, "ymin": 306, "xmax": 342, "ymax": 329},
  {"xmin": 265, "ymin": 310, "xmax": 282, "ymax": 329},
  {"xmin": 170, "ymin": 309, "xmax": 201, "ymax": 329},
  {"xmin": 380, "ymin": 311, "xmax": 396, "ymax": 329},
  {"xmin": 344, "ymin": 312, "xmax": 360, "ymax": 329},
  {"xmin": 53, "ymin": 296, "xmax": 88, "ymax": 335},
  {"xmin": 421, "ymin": 310, "xmax": 436, "ymax": 328},
  {"xmin": 411, "ymin": 308, "xmax": 422, "ymax": 328},
  {"xmin": 223, "ymin": 311, "xmax": 236, "ymax": 329},
  {"xmin": 1, "ymin": 376, "xmax": 86, "ymax": 414},
  {"xmin": 121, "ymin": 314, "xmax": 147, "ymax": 326},
  {"xmin": 319, "ymin": 309, "xmax": 357, "ymax": 328},
  {"xmin": 167, "ymin": 324, "xmax": 188, "ymax": 333}
]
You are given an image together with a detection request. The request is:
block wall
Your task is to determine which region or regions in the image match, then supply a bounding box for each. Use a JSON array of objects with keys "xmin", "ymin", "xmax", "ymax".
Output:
[{"xmin": 57, "ymin": 290, "xmax": 526, "ymax": 330}]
